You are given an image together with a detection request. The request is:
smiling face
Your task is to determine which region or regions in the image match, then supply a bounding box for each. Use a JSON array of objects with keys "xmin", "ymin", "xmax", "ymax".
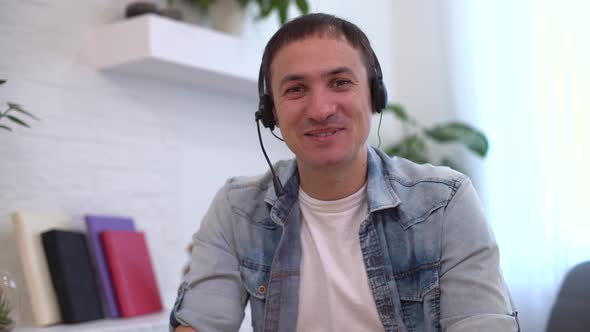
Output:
[{"xmin": 270, "ymin": 35, "xmax": 373, "ymax": 173}]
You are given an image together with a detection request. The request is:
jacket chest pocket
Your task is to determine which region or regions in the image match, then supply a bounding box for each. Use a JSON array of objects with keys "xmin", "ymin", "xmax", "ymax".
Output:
[
  {"xmin": 391, "ymin": 263, "xmax": 441, "ymax": 332},
  {"xmin": 240, "ymin": 260, "xmax": 271, "ymax": 332}
]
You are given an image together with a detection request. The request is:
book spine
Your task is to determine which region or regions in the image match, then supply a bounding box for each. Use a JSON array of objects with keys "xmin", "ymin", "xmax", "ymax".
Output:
[{"xmin": 11, "ymin": 213, "xmax": 61, "ymax": 326}]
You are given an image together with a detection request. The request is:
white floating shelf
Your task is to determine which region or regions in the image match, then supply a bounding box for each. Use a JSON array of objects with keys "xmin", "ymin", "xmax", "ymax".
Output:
[
  {"xmin": 14, "ymin": 311, "xmax": 168, "ymax": 332},
  {"xmin": 87, "ymin": 14, "xmax": 260, "ymax": 97}
]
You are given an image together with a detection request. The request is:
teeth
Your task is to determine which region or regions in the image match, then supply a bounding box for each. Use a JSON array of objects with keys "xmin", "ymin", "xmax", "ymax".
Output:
[{"xmin": 310, "ymin": 130, "xmax": 338, "ymax": 137}]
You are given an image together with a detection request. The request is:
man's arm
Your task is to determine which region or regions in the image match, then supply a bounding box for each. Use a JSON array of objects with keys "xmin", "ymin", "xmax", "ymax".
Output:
[
  {"xmin": 439, "ymin": 177, "xmax": 519, "ymax": 331},
  {"xmin": 170, "ymin": 184, "xmax": 248, "ymax": 331},
  {"xmin": 175, "ymin": 327, "xmax": 198, "ymax": 332}
]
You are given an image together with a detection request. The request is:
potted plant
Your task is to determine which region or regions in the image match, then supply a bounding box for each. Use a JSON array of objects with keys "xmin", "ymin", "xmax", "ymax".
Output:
[
  {"xmin": 240, "ymin": 0, "xmax": 310, "ymax": 25},
  {"xmin": 0, "ymin": 80, "xmax": 39, "ymax": 132},
  {"xmin": 380, "ymin": 103, "xmax": 488, "ymax": 173},
  {"xmin": 0, "ymin": 289, "xmax": 13, "ymax": 332},
  {"xmin": 167, "ymin": 0, "xmax": 309, "ymax": 34}
]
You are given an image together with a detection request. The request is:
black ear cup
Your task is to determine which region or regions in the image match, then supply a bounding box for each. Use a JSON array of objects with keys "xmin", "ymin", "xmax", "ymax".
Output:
[
  {"xmin": 256, "ymin": 57, "xmax": 277, "ymax": 130},
  {"xmin": 370, "ymin": 49, "xmax": 388, "ymax": 113},
  {"xmin": 371, "ymin": 78, "xmax": 387, "ymax": 113},
  {"xmin": 258, "ymin": 94, "xmax": 276, "ymax": 130},
  {"xmin": 381, "ymin": 84, "xmax": 388, "ymax": 110}
]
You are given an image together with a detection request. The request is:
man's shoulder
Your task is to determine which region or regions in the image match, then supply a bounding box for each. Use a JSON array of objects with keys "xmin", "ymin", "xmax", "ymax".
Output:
[
  {"xmin": 216, "ymin": 159, "xmax": 294, "ymax": 210},
  {"xmin": 370, "ymin": 148, "xmax": 472, "ymax": 229},
  {"xmin": 389, "ymin": 157, "xmax": 466, "ymax": 189},
  {"xmin": 372, "ymin": 147, "xmax": 467, "ymax": 190},
  {"xmin": 224, "ymin": 159, "xmax": 292, "ymax": 191}
]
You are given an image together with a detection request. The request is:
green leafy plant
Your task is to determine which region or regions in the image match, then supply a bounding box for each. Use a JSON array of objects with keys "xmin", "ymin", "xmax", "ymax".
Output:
[
  {"xmin": 0, "ymin": 290, "xmax": 13, "ymax": 329},
  {"xmin": 244, "ymin": 0, "xmax": 309, "ymax": 25},
  {"xmin": 167, "ymin": 0, "xmax": 212, "ymax": 14},
  {"xmin": 168, "ymin": 0, "xmax": 309, "ymax": 25},
  {"xmin": 0, "ymin": 80, "xmax": 39, "ymax": 132},
  {"xmin": 381, "ymin": 103, "xmax": 488, "ymax": 172}
]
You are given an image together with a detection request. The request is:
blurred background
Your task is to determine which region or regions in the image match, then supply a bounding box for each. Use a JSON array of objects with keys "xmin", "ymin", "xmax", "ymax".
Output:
[{"xmin": 0, "ymin": 1, "xmax": 588, "ymax": 331}]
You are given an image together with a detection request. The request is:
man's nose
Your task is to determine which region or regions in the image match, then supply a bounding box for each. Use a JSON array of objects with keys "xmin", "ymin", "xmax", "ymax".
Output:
[{"xmin": 307, "ymin": 88, "xmax": 336, "ymax": 122}]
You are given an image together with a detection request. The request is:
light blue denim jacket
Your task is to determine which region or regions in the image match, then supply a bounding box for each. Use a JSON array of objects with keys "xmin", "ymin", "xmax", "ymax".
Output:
[{"xmin": 170, "ymin": 146, "xmax": 519, "ymax": 332}]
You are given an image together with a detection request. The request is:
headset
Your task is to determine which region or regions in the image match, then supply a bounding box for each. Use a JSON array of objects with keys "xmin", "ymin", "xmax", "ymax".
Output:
[
  {"xmin": 256, "ymin": 49, "xmax": 387, "ymax": 130},
  {"xmin": 254, "ymin": 47, "xmax": 388, "ymax": 196}
]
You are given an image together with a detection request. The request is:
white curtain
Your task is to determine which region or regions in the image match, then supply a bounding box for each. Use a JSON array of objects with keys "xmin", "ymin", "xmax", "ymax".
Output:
[{"xmin": 443, "ymin": 1, "xmax": 590, "ymax": 331}]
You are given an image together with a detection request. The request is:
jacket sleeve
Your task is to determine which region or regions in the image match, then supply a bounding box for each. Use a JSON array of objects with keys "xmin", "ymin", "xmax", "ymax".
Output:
[
  {"xmin": 439, "ymin": 177, "xmax": 520, "ymax": 332},
  {"xmin": 170, "ymin": 184, "xmax": 248, "ymax": 332}
]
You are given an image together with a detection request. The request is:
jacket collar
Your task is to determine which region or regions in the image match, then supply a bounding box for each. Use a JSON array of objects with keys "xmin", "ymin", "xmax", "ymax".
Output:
[
  {"xmin": 264, "ymin": 159, "xmax": 299, "ymax": 226},
  {"xmin": 366, "ymin": 145, "xmax": 402, "ymax": 213},
  {"xmin": 264, "ymin": 145, "xmax": 401, "ymax": 225}
]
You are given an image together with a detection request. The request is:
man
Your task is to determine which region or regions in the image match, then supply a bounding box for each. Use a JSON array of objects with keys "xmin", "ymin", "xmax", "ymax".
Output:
[{"xmin": 171, "ymin": 13, "xmax": 519, "ymax": 332}]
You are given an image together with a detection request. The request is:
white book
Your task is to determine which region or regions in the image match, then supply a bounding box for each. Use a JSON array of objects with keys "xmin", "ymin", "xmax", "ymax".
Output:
[{"xmin": 12, "ymin": 211, "xmax": 73, "ymax": 326}]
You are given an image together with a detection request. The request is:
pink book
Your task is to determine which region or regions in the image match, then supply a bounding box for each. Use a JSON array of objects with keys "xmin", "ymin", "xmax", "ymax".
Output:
[{"xmin": 100, "ymin": 230, "xmax": 163, "ymax": 317}]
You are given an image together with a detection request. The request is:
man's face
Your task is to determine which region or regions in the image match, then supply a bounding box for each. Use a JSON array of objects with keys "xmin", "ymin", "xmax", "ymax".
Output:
[{"xmin": 270, "ymin": 35, "xmax": 373, "ymax": 171}]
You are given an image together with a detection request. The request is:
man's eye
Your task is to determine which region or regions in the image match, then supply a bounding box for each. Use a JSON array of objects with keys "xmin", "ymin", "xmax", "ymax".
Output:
[
  {"xmin": 285, "ymin": 86, "xmax": 304, "ymax": 94},
  {"xmin": 333, "ymin": 79, "xmax": 352, "ymax": 87}
]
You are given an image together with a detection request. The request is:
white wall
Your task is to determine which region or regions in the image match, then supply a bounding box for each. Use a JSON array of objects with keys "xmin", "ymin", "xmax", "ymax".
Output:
[
  {"xmin": 389, "ymin": 0, "xmax": 454, "ymax": 124},
  {"xmin": 390, "ymin": 1, "xmax": 551, "ymax": 331},
  {"xmin": 441, "ymin": 2, "xmax": 543, "ymax": 330},
  {"xmin": 433, "ymin": 1, "xmax": 590, "ymax": 331},
  {"xmin": 0, "ymin": 0, "xmax": 394, "ymax": 328},
  {"xmin": 385, "ymin": 0, "xmax": 473, "ymax": 184}
]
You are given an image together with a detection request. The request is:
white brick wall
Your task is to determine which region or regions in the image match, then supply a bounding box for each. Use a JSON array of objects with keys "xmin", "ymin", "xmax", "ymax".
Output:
[
  {"xmin": 0, "ymin": 0, "xmax": 293, "ymax": 326},
  {"xmin": 0, "ymin": 0, "xmax": 397, "ymax": 329}
]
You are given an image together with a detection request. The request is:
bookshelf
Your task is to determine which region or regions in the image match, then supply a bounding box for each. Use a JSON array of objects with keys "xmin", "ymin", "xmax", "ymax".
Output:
[{"xmin": 86, "ymin": 14, "xmax": 260, "ymax": 97}]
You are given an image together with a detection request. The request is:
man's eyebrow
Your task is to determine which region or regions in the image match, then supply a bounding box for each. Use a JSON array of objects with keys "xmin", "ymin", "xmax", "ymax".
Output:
[
  {"xmin": 325, "ymin": 66, "xmax": 357, "ymax": 79},
  {"xmin": 277, "ymin": 66, "xmax": 358, "ymax": 91},
  {"xmin": 278, "ymin": 74, "xmax": 305, "ymax": 91}
]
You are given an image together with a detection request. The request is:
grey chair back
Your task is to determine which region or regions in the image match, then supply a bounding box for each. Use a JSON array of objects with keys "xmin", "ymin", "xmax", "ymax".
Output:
[{"xmin": 546, "ymin": 261, "xmax": 590, "ymax": 332}]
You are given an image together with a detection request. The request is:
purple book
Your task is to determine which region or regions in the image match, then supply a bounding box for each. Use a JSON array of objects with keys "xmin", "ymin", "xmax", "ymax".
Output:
[{"xmin": 85, "ymin": 215, "xmax": 135, "ymax": 318}]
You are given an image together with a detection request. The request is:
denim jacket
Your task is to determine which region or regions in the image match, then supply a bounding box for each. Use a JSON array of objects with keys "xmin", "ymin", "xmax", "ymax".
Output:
[{"xmin": 171, "ymin": 146, "xmax": 519, "ymax": 332}]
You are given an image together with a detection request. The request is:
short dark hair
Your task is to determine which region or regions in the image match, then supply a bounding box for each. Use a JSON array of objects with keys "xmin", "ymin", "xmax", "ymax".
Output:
[{"xmin": 260, "ymin": 13, "xmax": 376, "ymax": 96}]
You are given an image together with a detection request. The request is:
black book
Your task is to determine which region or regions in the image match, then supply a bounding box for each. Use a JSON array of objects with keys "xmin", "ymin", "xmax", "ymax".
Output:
[{"xmin": 41, "ymin": 229, "xmax": 104, "ymax": 323}]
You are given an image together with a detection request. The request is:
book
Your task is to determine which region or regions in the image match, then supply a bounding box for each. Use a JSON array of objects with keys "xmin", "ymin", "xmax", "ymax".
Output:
[
  {"xmin": 84, "ymin": 215, "xmax": 135, "ymax": 318},
  {"xmin": 41, "ymin": 230, "xmax": 103, "ymax": 323},
  {"xmin": 11, "ymin": 211, "xmax": 70, "ymax": 326},
  {"xmin": 100, "ymin": 230, "xmax": 163, "ymax": 317}
]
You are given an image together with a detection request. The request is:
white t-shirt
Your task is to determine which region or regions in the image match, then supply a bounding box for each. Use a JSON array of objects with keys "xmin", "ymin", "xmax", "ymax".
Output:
[{"xmin": 296, "ymin": 184, "xmax": 385, "ymax": 332}]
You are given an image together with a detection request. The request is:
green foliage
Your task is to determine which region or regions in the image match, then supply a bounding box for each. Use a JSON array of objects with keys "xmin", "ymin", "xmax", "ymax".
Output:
[
  {"xmin": 424, "ymin": 123, "xmax": 488, "ymax": 158},
  {"xmin": 0, "ymin": 290, "xmax": 13, "ymax": 327},
  {"xmin": 252, "ymin": 0, "xmax": 310, "ymax": 25},
  {"xmin": 0, "ymin": 80, "xmax": 39, "ymax": 132},
  {"xmin": 169, "ymin": 0, "xmax": 310, "ymax": 25},
  {"xmin": 381, "ymin": 103, "xmax": 489, "ymax": 172},
  {"xmin": 167, "ymin": 0, "xmax": 216, "ymax": 13}
]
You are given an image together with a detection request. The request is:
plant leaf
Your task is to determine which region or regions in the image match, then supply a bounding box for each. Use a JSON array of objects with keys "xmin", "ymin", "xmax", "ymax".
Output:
[
  {"xmin": 256, "ymin": 0, "xmax": 274, "ymax": 18},
  {"xmin": 424, "ymin": 122, "xmax": 489, "ymax": 157},
  {"xmin": 6, "ymin": 102, "xmax": 23, "ymax": 109},
  {"xmin": 237, "ymin": 0, "xmax": 249, "ymax": 8},
  {"xmin": 6, "ymin": 115, "xmax": 30, "ymax": 128},
  {"xmin": 0, "ymin": 124, "xmax": 12, "ymax": 131},
  {"xmin": 384, "ymin": 134, "xmax": 430, "ymax": 164},
  {"xmin": 253, "ymin": 0, "xmax": 263, "ymax": 17},
  {"xmin": 7, "ymin": 103, "xmax": 39, "ymax": 120},
  {"xmin": 438, "ymin": 157, "xmax": 465, "ymax": 173},
  {"xmin": 383, "ymin": 103, "xmax": 412, "ymax": 123},
  {"xmin": 0, "ymin": 292, "xmax": 13, "ymax": 325},
  {"xmin": 295, "ymin": 0, "xmax": 309, "ymax": 14},
  {"xmin": 197, "ymin": 0, "xmax": 212, "ymax": 13},
  {"xmin": 277, "ymin": 0, "xmax": 289, "ymax": 24}
]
